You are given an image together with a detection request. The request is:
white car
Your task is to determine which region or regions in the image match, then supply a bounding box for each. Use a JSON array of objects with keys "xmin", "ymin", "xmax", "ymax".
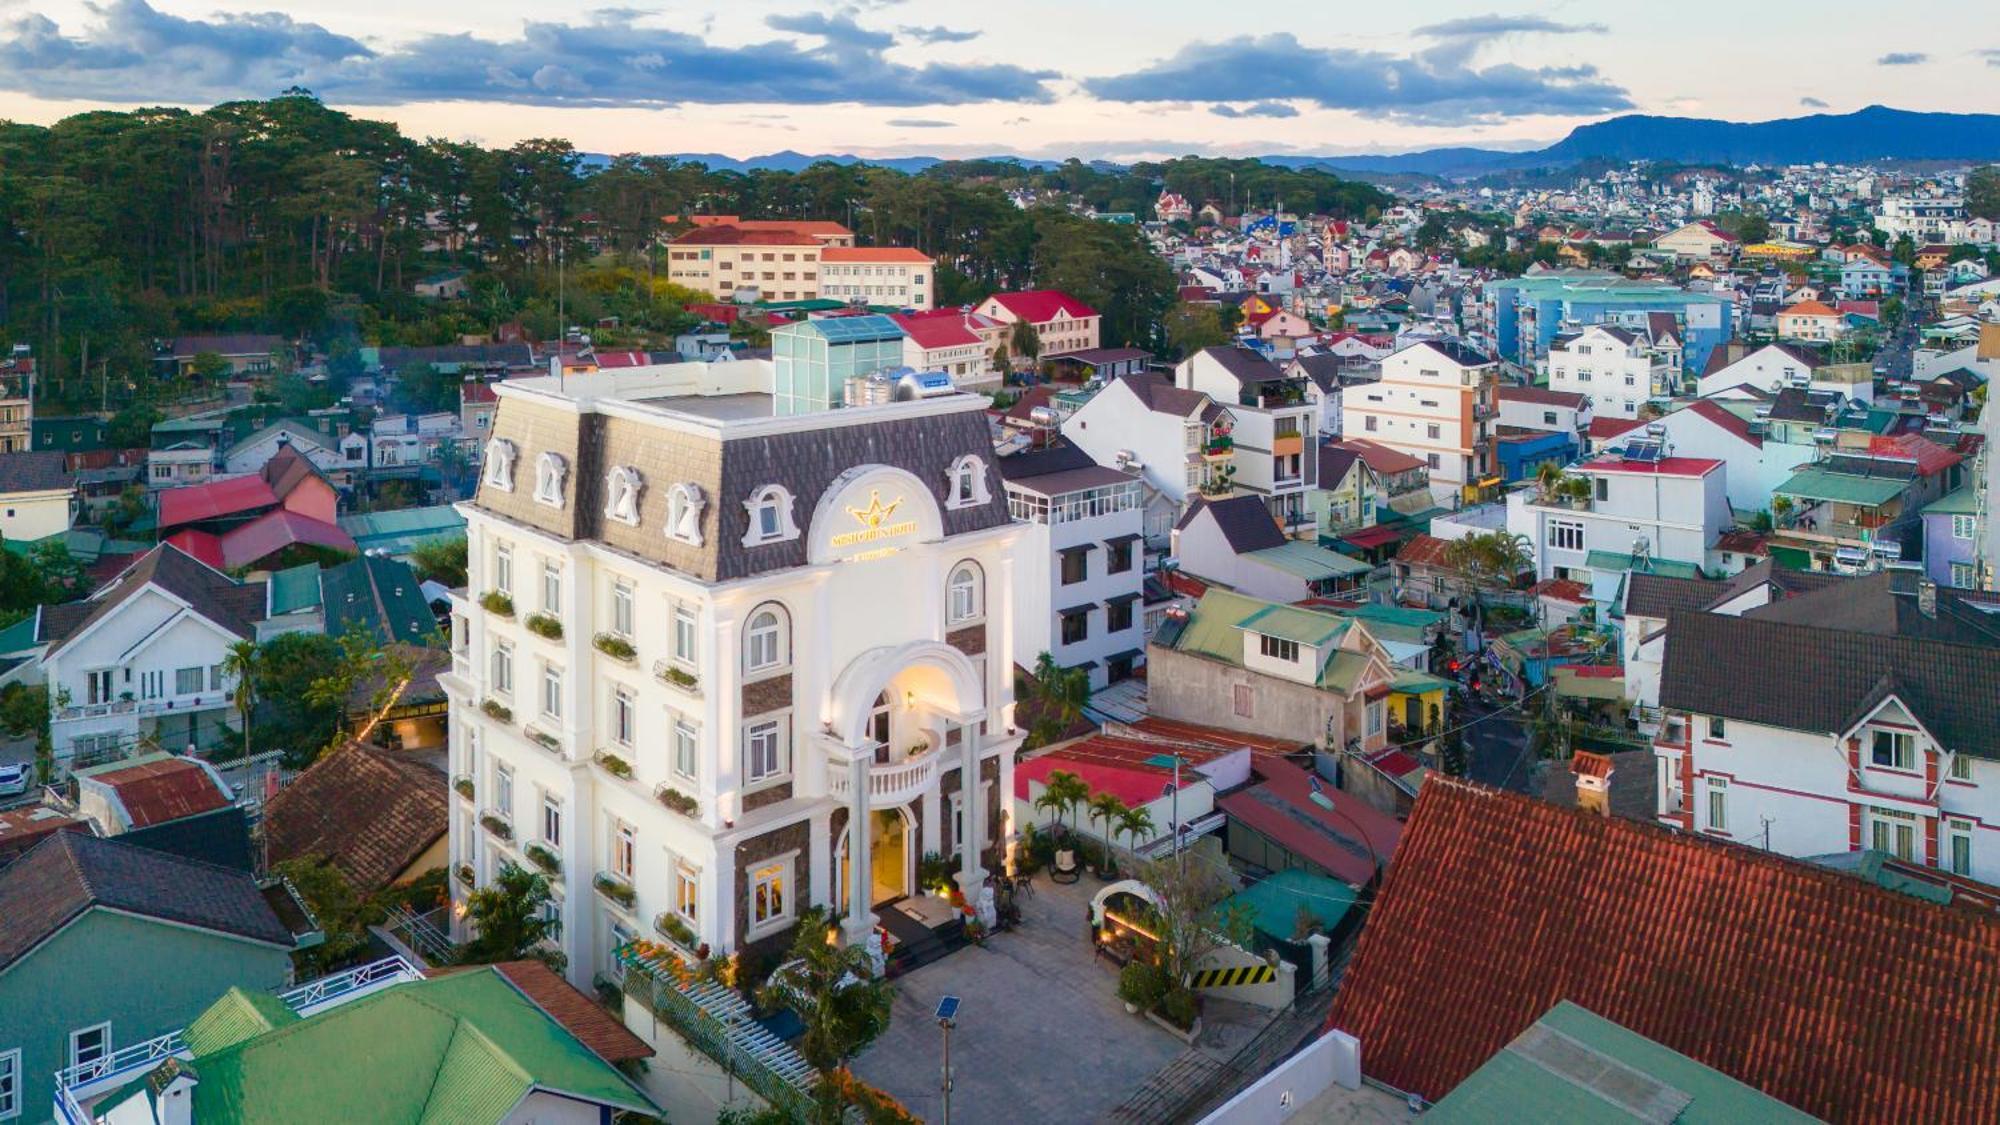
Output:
[{"xmin": 0, "ymin": 763, "xmax": 28, "ymax": 798}]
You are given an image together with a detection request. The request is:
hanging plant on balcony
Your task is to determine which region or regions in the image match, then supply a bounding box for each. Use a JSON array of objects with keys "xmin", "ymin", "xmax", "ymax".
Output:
[
  {"xmin": 528, "ymin": 727, "xmax": 561, "ymax": 752},
  {"xmin": 525, "ymin": 841, "xmax": 562, "ymax": 875},
  {"xmin": 479, "ymin": 590, "xmax": 515, "ymax": 617},
  {"xmin": 481, "ymin": 699, "xmax": 513, "ymax": 723},
  {"xmin": 593, "ymin": 633, "xmax": 637, "ymax": 662},
  {"xmin": 655, "ymin": 785, "xmax": 699, "ymax": 818},
  {"xmin": 596, "ymin": 752, "xmax": 635, "ymax": 780},
  {"xmin": 480, "ymin": 812, "xmax": 513, "ymax": 841},
  {"xmin": 525, "ymin": 612, "xmax": 563, "ymax": 640},
  {"xmin": 595, "ymin": 872, "xmax": 637, "ymax": 909},
  {"xmin": 453, "ymin": 777, "xmax": 475, "ymax": 800}
]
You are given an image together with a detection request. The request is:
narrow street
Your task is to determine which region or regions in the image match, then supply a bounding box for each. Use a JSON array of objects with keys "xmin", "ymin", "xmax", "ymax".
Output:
[{"xmin": 1460, "ymin": 695, "xmax": 1536, "ymax": 794}]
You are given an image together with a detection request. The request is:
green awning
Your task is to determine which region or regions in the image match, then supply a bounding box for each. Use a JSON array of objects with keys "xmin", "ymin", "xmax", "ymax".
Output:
[{"xmin": 1774, "ymin": 467, "xmax": 1908, "ymax": 508}]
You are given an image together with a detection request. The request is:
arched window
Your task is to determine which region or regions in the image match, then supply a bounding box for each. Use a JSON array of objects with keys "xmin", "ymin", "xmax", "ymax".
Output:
[
  {"xmin": 483, "ymin": 438, "xmax": 517, "ymax": 492},
  {"xmin": 741, "ymin": 484, "xmax": 800, "ymax": 547},
  {"xmin": 665, "ymin": 483, "xmax": 706, "ymax": 547},
  {"xmin": 744, "ymin": 603, "xmax": 790, "ymax": 675},
  {"xmin": 533, "ymin": 451, "xmax": 568, "ymax": 508},
  {"xmin": 945, "ymin": 454, "xmax": 990, "ymax": 510},
  {"xmin": 947, "ymin": 561, "xmax": 983, "ymax": 626},
  {"xmin": 604, "ymin": 466, "xmax": 644, "ymax": 526}
]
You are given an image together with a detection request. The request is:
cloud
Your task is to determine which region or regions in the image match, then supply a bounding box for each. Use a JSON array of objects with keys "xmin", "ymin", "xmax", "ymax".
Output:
[
  {"xmin": 899, "ymin": 25, "xmax": 981, "ymax": 45},
  {"xmin": 1085, "ymin": 32, "xmax": 1632, "ymax": 124},
  {"xmin": 886, "ymin": 117, "xmax": 953, "ymax": 127},
  {"xmin": 1800, "ymin": 96, "xmax": 1829, "ymax": 108},
  {"xmin": 1876, "ymin": 52, "xmax": 1927, "ymax": 65},
  {"xmin": 1414, "ymin": 15, "xmax": 1608, "ymax": 38},
  {"xmin": 1209, "ymin": 102, "xmax": 1299, "ymax": 119},
  {"xmin": 0, "ymin": 0, "xmax": 1056, "ymax": 107}
]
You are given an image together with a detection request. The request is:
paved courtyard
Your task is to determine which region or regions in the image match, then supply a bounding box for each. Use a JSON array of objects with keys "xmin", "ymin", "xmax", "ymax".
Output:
[{"xmin": 851, "ymin": 872, "xmax": 1184, "ymax": 1124}]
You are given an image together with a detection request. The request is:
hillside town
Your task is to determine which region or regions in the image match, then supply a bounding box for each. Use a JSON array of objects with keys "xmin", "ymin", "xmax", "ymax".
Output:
[{"xmin": 2, "ymin": 78, "xmax": 2000, "ymax": 1125}]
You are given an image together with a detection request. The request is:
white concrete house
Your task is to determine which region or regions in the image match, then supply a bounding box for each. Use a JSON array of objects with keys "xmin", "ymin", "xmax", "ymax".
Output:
[
  {"xmin": 1175, "ymin": 347, "xmax": 1321, "ymax": 537},
  {"xmin": 997, "ymin": 444, "xmax": 1147, "ymax": 689},
  {"xmin": 1508, "ymin": 448, "xmax": 1730, "ymax": 584},
  {"xmin": 1548, "ymin": 324, "xmax": 1666, "ymax": 420},
  {"xmin": 1061, "ymin": 373, "xmax": 1235, "ymax": 510},
  {"xmin": 1343, "ymin": 339, "xmax": 1499, "ymax": 505},
  {"xmin": 0, "ymin": 450, "xmax": 76, "ymax": 541}
]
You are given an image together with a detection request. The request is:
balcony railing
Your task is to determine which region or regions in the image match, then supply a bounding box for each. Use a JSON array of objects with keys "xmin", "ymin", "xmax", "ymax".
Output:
[{"xmin": 826, "ymin": 750, "xmax": 943, "ymax": 807}]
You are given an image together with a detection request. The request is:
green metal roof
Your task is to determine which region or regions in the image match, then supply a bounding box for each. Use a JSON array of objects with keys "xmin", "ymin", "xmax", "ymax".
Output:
[
  {"xmin": 1390, "ymin": 669, "xmax": 1453, "ymax": 695},
  {"xmin": 186, "ymin": 987, "xmax": 300, "ymax": 1055},
  {"xmin": 1245, "ymin": 540, "xmax": 1372, "ymax": 580},
  {"xmin": 0, "ymin": 614, "xmax": 39, "ymax": 655},
  {"xmin": 1426, "ymin": 1001, "xmax": 1816, "ymax": 1123},
  {"xmin": 1177, "ymin": 589, "xmax": 1377, "ymax": 692},
  {"xmin": 1322, "ymin": 650, "xmax": 1372, "ymax": 694},
  {"xmin": 337, "ymin": 504, "xmax": 467, "ymax": 557},
  {"xmin": 114, "ymin": 968, "xmax": 656, "ymax": 1123},
  {"xmin": 267, "ymin": 563, "xmax": 324, "ymax": 616},
  {"xmin": 1237, "ymin": 604, "xmax": 1350, "ymax": 648},
  {"xmin": 1924, "ymin": 486, "xmax": 1979, "ymax": 516},
  {"xmin": 1220, "ymin": 869, "xmax": 1359, "ymax": 942},
  {"xmin": 1774, "ymin": 467, "xmax": 1909, "ymax": 508},
  {"xmin": 1583, "ymin": 550, "xmax": 1704, "ymax": 580},
  {"xmin": 321, "ymin": 555, "xmax": 439, "ymax": 646}
]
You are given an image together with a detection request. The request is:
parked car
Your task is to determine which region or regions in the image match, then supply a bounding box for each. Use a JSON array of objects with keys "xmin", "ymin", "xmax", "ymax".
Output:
[{"xmin": 0, "ymin": 762, "xmax": 29, "ymax": 798}]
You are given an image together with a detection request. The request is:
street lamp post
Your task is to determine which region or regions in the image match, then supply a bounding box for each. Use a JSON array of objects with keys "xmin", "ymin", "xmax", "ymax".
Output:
[{"xmin": 937, "ymin": 995, "xmax": 961, "ymax": 1125}]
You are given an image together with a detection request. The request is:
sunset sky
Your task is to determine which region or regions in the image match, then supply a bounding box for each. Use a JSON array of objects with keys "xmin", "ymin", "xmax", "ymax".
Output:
[{"xmin": 2, "ymin": 1, "xmax": 1996, "ymax": 159}]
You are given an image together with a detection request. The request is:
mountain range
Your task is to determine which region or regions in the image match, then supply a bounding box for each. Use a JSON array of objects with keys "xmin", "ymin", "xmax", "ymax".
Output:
[{"xmin": 647, "ymin": 106, "xmax": 2000, "ymax": 179}]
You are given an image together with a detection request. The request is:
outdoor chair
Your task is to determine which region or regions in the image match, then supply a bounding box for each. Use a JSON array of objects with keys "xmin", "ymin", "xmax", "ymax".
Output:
[{"xmin": 1052, "ymin": 848, "xmax": 1080, "ymax": 883}]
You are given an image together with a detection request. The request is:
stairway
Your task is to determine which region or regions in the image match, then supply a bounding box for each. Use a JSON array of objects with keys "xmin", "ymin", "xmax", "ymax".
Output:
[{"xmin": 879, "ymin": 896, "xmax": 969, "ymax": 975}]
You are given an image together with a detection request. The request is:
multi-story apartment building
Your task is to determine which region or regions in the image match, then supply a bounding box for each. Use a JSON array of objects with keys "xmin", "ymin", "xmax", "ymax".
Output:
[
  {"xmin": 818, "ymin": 247, "xmax": 935, "ymax": 310},
  {"xmin": 1874, "ymin": 195, "xmax": 1969, "ymax": 243},
  {"xmin": 1061, "ymin": 373, "xmax": 1235, "ymax": 512},
  {"xmin": 1343, "ymin": 340, "xmax": 1498, "ymax": 506},
  {"xmin": 974, "ymin": 291, "xmax": 1101, "ymax": 360},
  {"xmin": 665, "ymin": 227, "xmax": 824, "ymax": 302},
  {"xmin": 997, "ymin": 444, "xmax": 1146, "ymax": 688},
  {"xmin": 1506, "ymin": 444, "xmax": 1728, "ymax": 586},
  {"xmin": 0, "ymin": 350, "xmax": 32, "ymax": 452},
  {"xmin": 1655, "ymin": 581, "xmax": 2000, "ymax": 888},
  {"xmin": 1483, "ymin": 272, "xmax": 1731, "ymax": 373},
  {"xmin": 443, "ymin": 349, "xmax": 1028, "ymax": 988},
  {"xmin": 1547, "ymin": 324, "xmax": 1669, "ymax": 419},
  {"xmin": 1174, "ymin": 347, "xmax": 1318, "ymax": 536},
  {"xmin": 890, "ymin": 308, "xmax": 1006, "ymax": 386}
]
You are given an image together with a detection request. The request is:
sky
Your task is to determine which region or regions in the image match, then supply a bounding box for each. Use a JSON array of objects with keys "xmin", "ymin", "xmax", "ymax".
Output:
[{"xmin": 0, "ymin": 1, "xmax": 1997, "ymax": 160}]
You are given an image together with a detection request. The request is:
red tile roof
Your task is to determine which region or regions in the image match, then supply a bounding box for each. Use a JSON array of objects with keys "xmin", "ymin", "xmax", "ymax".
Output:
[
  {"xmin": 87, "ymin": 756, "xmax": 232, "ymax": 828},
  {"xmin": 821, "ymin": 246, "xmax": 933, "ymax": 263},
  {"xmin": 157, "ymin": 474, "xmax": 279, "ymax": 531},
  {"xmin": 1527, "ymin": 578, "xmax": 1588, "ymax": 604},
  {"xmin": 426, "ymin": 962, "xmax": 655, "ymax": 1064},
  {"xmin": 1713, "ymin": 528, "xmax": 1768, "ymax": 555},
  {"xmin": 217, "ymin": 509, "xmax": 357, "ymax": 569},
  {"xmin": 984, "ymin": 289, "xmax": 1099, "ymax": 323},
  {"xmin": 1164, "ymin": 570, "xmax": 1209, "ymax": 599},
  {"xmin": 1588, "ymin": 416, "xmax": 1644, "ymax": 442},
  {"xmin": 669, "ymin": 226, "xmax": 821, "ymax": 247},
  {"xmin": 1217, "ymin": 754, "xmax": 1401, "ymax": 885},
  {"xmin": 459, "ymin": 380, "xmax": 498, "ymax": 405},
  {"xmin": 891, "ymin": 309, "xmax": 1002, "ymax": 350},
  {"xmin": 1869, "ymin": 433, "xmax": 1962, "ymax": 476},
  {"xmin": 1495, "ymin": 385, "xmax": 1587, "ymax": 409},
  {"xmin": 1683, "ymin": 398, "xmax": 1760, "ymax": 448},
  {"xmin": 1324, "ymin": 778, "xmax": 2000, "ymax": 1121},
  {"xmin": 1330, "ymin": 438, "xmax": 1426, "ymax": 476},
  {"xmin": 265, "ymin": 742, "xmax": 448, "ymax": 894},
  {"xmin": 1780, "ymin": 299, "xmax": 1840, "ymax": 318}
]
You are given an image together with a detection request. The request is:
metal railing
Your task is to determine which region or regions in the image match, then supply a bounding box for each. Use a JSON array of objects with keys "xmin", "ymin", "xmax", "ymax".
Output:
[
  {"xmin": 278, "ymin": 955, "xmax": 423, "ymax": 1013},
  {"xmin": 382, "ymin": 905, "xmax": 458, "ymax": 967},
  {"xmin": 617, "ymin": 944, "xmax": 817, "ymax": 1117}
]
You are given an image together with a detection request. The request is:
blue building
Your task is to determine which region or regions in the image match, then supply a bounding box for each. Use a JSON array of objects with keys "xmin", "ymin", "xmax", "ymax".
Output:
[
  {"xmin": 1484, "ymin": 271, "xmax": 1732, "ymax": 373},
  {"xmin": 1495, "ymin": 429, "xmax": 1578, "ymax": 484}
]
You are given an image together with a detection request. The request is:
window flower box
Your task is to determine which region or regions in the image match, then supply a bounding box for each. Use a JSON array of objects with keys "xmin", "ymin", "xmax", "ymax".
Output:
[
  {"xmin": 653, "ymin": 660, "xmax": 700, "ymax": 695},
  {"xmin": 595, "ymin": 872, "xmax": 637, "ymax": 910},
  {"xmin": 596, "ymin": 751, "xmax": 634, "ymax": 780},
  {"xmin": 593, "ymin": 633, "xmax": 637, "ymax": 662},
  {"xmin": 479, "ymin": 590, "xmax": 514, "ymax": 617},
  {"xmin": 654, "ymin": 911, "xmax": 699, "ymax": 950},
  {"xmin": 455, "ymin": 863, "xmax": 475, "ymax": 886},
  {"xmin": 453, "ymin": 776, "xmax": 475, "ymax": 800},
  {"xmin": 655, "ymin": 784, "xmax": 699, "ymax": 818},
  {"xmin": 525, "ymin": 725, "xmax": 561, "ymax": 753},
  {"xmin": 525, "ymin": 612, "xmax": 563, "ymax": 640},
  {"xmin": 480, "ymin": 699, "xmax": 512, "ymax": 723},
  {"xmin": 480, "ymin": 812, "xmax": 513, "ymax": 841},
  {"xmin": 525, "ymin": 841, "xmax": 562, "ymax": 875}
]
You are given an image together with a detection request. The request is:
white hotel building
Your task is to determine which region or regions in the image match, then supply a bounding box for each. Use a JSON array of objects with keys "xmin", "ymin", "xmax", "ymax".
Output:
[{"xmin": 443, "ymin": 341, "xmax": 1027, "ymax": 986}]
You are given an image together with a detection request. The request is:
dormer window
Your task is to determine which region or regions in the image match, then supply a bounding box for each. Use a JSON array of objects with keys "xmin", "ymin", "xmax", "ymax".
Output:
[
  {"xmin": 483, "ymin": 438, "xmax": 517, "ymax": 492},
  {"xmin": 665, "ymin": 483, "xmax": 706, "ymax": 547},
  {"xmin": 945, "ymin": 455, "xmax": 991, "ymax": 510},
  {"xmin": 533, "ymin": 452, "xmax": 568, "ymax": 508},
  {"xmin": 1257, "ymin": 634, "xmax": 1300, "ymax": 662},
  {"xmin": 604, "ymin": 466, "xmax": 644, "ymax": 526},
  {"xmin": 742, "ymin": 484, "xmax": 799, "ymax": 547},
  {"xmin": 1870, "ymin": 729, "xmax": 1916, "ymax": 771}
]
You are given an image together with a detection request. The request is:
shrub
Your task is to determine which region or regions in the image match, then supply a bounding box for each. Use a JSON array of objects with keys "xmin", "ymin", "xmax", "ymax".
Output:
[
  {"xmin": 655, "ymin": 911, "xmax": 697, "ymax": 948},
  {"xmin": 597, "ymin": 752, "xmax": 634, "ymax": 779},
  {"xmin": 1159, "ymin": 987, "xmax": 1200, "ymax": 1030},
  {"xmin": 453, "ymin": 776, "xmax": 474, "ymax": 800},
  {"xmin": 655, "ymin": 785, "xmax": 698, "ymax": 817},
  {"xmin": 525, "ymin": 842, "xmax": 561, "ymax": 875},
  {"xmin": 1118, "ymin": 960, "xmax": 1167, "ymax": 1011},
  {"xmin": 593, "ymin": 633, "xmax": 636, "ymax": 661},
  {"xmin": 525, "ymin": 612, "xmax": 563, "ymax": 640},
  {"xmin": 659, "ymin": 664, "xmax": 699, "ymax": 690},
  {"xmin": 480, "ymin": 699, "xmax": 512, "ymax": 723},
  {"xmin": 479, "ymin": 590, "xmax": 514, "ymax": 617},
  {"xmin": 455, "ymin": 863, "xmax": 475, "ymax": 886}
]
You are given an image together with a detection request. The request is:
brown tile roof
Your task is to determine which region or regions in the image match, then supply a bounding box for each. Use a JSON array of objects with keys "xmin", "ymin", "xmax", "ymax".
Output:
[
  {"xmin": 1495, "ymin": 385, "xmax": 1587, "ymax": 409},
  {"xmin": 0, "ymin": 832, "xmax": 291, "ymax": 972},
  {"xmin": 264, "ymin": 742, "xmax": 448, "ymax": 893},
  {"xmin": 1324, "ymin": 778, "xmax": 2000, "ymax": 1121},
  {"xmin": 42, "ymin": 545, "xmax": 266, "ymax": 650},
  {"xmin": 1330, "ymin": 438, "xmax": 1425, "ymax": 476},
  {"xmin": 1660, "ymin": 608, "xmax": 2000, "ymax": 759},
  {"xmin": 1621, "ymin": 572, "xmax": 1720, "ymax": 619},
  {"xmin": 84, "ymin": 755, "xmax": 232, "ymax": 828},
  {"xmin": 0, "ymin": 450, "xmax": 74, "ymax": 494},
  {"xmin": 493, "ymin": 961, "xmax": 655, "ymax": 1063}
]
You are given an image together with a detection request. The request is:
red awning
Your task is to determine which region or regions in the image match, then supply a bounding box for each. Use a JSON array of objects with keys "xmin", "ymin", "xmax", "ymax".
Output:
[{"xmin": 1341, "ymin": 525, "xmax": 1403, "ymax": 550}]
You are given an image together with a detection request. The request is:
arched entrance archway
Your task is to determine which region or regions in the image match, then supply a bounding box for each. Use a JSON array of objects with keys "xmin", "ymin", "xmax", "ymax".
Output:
[{"xmin": 836, "ymin": 806, "xmax": 917, "ymax": 908}]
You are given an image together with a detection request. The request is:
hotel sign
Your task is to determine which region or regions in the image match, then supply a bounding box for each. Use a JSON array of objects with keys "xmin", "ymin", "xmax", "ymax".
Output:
[{"xmin": 830, "ymin": 489, "xmax": 919, "ymax": 549}]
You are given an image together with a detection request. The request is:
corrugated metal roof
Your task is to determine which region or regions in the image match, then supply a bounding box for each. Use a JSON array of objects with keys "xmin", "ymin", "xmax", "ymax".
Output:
[
  {"xmin": 1238, "ymin": 603, "xmax": 1350, "ymax": 647},
  {"xmin": 1245, "ymin": 540, "xmax": 1372, "ymax": 580},
  {"xmin": 267, "ymin": 562, "xmax": 324, "ymax": 616},
  {"xmin": 1773, "ymin": 467, "xmax": 1910, "ymax": 507}
]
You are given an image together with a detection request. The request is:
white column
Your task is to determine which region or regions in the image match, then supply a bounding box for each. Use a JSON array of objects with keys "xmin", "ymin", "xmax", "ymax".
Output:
[
  {"xmin": 955, "ymin": 726, "xmax": 985, "ymax": 892},
  {"xmin": 920, "ymin": 783, "xmax": 941, "ymax": 858},
  {"xmin": 807, "ymin": 808, "xmax": 831, "ymax": 913},
  {"xmin": 842, "ymin": 751, "xmax": 875, "ymax": 944}
]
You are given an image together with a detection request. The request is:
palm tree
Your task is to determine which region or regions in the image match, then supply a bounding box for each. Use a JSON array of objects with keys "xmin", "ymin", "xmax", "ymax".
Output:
[
  {"xmin": 221, "ymin": 638, "xmax": 261, "ymax": 759},
  {"xmin": 1037, "ymin": 769, "xmax": 1090, "ymax": 839},
  {"xmin": 1086, "ymin": 791, "xmax": 1127, "ymax": 874},
  {"xmin": 1533, "ymin": 460, "xmax": 1565, "ymax": 503},
  {"xmin": 1444, "ymin": 530, "xmax": 1533, "ymax": 592},
  {"xmin": 1116, "ymin": 804, "xmax": 1156, "ymax": 858},
  {"xmin": 1025, "ymin": 651, "xmax": 1090, "ymax": 749}
]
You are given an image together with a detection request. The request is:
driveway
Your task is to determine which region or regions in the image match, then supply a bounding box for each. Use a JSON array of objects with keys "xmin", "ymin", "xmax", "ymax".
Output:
[{"xmin": 851, "ymin": 874, "xmax": 1183, "ymax": 1124}]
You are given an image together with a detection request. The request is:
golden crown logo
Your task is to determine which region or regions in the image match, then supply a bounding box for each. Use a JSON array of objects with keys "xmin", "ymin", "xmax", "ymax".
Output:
[{"xmin": 846, "ymin": 490, "xmax": 902, "ymax": 530}]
